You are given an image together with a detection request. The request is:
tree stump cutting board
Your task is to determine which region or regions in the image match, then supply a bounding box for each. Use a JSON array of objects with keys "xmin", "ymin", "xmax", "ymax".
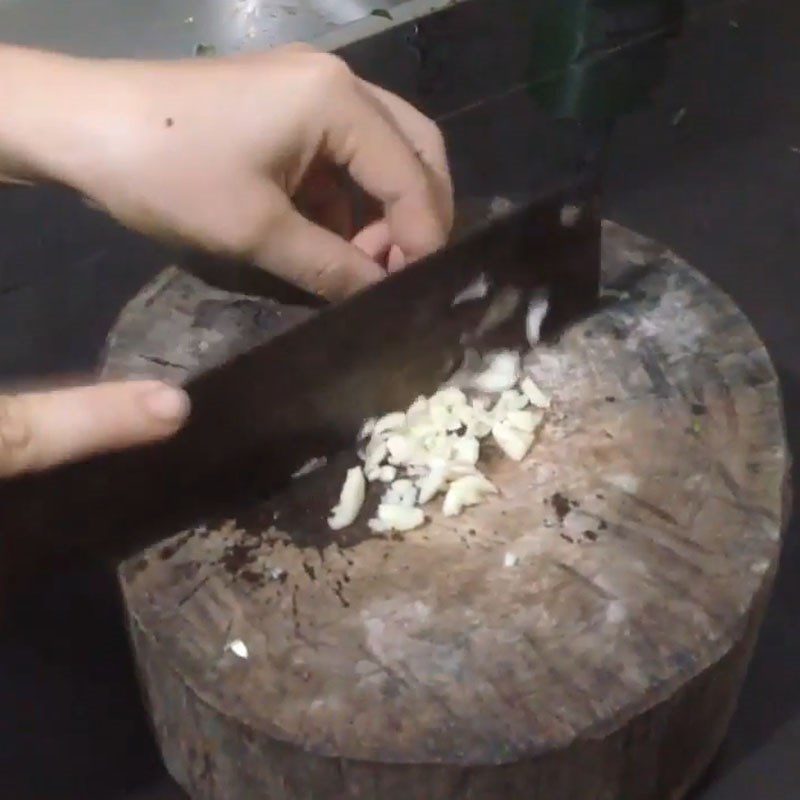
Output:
[{"xmin": 103, "ymin": 221, "xmax": 790, "ymax": 800}]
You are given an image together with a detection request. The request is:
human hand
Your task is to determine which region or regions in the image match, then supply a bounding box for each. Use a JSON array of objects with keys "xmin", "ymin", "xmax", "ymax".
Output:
[
  {"xmin": 0, "ymin": 44, "xmax": 451, "ymax": 474},
  {"xmin": 4, "ymin": 45, "xmax": 453, "ymax": 300},
  {"xmin": 0, "ymin": 381, "xmax": 189, "ymax": 478}
]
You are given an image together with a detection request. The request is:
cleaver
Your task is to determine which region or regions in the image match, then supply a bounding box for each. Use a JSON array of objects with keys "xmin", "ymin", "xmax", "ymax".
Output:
[{"xmin": 0, "ymin": 177, "xmax": 600, "ymax": 573}]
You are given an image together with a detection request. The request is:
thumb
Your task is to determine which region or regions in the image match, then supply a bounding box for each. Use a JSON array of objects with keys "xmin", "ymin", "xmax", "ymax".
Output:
[
  {"xmin": 0, "ymin": 380, "xmax": 190, "ymax": 478},
  {"xmin": 258, "ymin": 207, "xmax": 385, "ymax": 301}
]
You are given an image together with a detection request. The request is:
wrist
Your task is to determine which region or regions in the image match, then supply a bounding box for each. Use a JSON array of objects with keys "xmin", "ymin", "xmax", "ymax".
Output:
[{"xmin": 0, "ymin": 46, "xmax": 140, "ymax": 191}]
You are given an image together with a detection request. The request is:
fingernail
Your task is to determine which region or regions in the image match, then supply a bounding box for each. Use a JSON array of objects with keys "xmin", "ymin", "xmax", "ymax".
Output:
[
  {"xmin": 388, "ymin": 245, "xmax": 407, "ymax": 271},
  {"xmin": 142, "ymin": 384, "xmax": 190, "ymax": 423}
]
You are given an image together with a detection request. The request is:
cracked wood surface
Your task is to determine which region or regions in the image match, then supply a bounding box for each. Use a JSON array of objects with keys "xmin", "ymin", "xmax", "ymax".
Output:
[{"xmin": 104, "ymin": 222, "xmax": 789, "ymax": 799}]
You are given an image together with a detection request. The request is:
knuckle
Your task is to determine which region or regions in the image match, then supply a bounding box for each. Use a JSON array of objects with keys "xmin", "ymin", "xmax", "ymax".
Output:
[
  {"xmin": 305, "ymin": 52, "xmax": 354, "ymax": 90},
  {"xmin": 212, "ymin": 199, "xmax": 278, "ymax": 260},
  {"xmin": 0, "ymin": 396, "xmax": 33, "ymax": 477},
  {"xmin": 222, "ymin": 219, "xmax": 263, "ymax": 257},
  {"xmin": 425, "ymin": 119, "xmax": 447, "ymax": 152}
]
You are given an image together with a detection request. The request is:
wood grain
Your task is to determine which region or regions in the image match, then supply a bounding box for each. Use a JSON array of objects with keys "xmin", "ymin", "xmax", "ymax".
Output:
[{"xmin": 104, "ymin": 221, "xmax": 790, "ymax": 800}]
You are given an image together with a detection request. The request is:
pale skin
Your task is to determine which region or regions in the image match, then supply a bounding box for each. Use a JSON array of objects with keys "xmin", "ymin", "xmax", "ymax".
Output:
[{"xmin": 0, "ymin": 44, "xmax": 453, "ymax": 478}]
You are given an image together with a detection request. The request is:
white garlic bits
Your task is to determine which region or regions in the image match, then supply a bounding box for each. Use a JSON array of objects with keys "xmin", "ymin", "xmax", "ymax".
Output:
[
  {"xmin": 452, "ymin": 273, "xmax": 490, "ymax": 306},
  {"xmin": 371, "ymin": 504, "xmax": 425, "ymax": 532},
  {"xmin": 521, "ymin": 376, "xmax": 551, "ymax": 409},
  {"xmin": 471, "ymin": 351, "xmax": 521, "ymax": 394},
  {"xmin": 443, "ymin": 475, "xmax": 498, "ymax": 517},
  {"xmin": 492, "ymin": 420, "xmax": 534, "ymax": 462},
  {"xmin": 327, "ymin": 467, "xmax": 366, "ymax": 530},
  {"xmin": 328, "ymin": 349, "xmax": 553, "ymax": 532},
  {"xmin": 526, "ymin": 291, "xmax": 550, "ymax": 346}
]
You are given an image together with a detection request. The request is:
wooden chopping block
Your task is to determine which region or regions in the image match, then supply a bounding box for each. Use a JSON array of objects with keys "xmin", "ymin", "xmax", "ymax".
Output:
[{"xmin": 103, "ymin": 222, "xmax": 790, "ymax": 800}]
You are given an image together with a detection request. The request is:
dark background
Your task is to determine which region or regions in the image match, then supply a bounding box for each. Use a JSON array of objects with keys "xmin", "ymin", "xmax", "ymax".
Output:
[{"xmin": 1, "ymin": 0, "xmax": 799, "ymax": 797}]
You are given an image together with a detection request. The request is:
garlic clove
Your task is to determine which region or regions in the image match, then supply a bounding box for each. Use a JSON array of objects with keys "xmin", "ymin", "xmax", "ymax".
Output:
[
  {"xmin": 500, "ymin": 389, "xmax": 529, "ymax": 411},
  {"xmin": 328, "ymin": 467, "xmax": 367, "ymax": 530},
  {"xmin": 374, "ymin": 504, "xmax": 426, "ymax": 532},
  {"xmin": 467, "ymin": 417, "xmax": 493, "ymax": 439},
  {"xmin": 505, "ymin": 409, "xmax": 543, "ymax": 434},
  {"xmin": 424, "ymin": 434, "xmax": 453, "ymax": 461},
  {"xmin": 373, "ymin": 411, "xmax": 407, "ymax": 436},
  {"xmin": 472, "ymin": 350, "xmax": 521, "ymax": 394},
  {"xmin": 492, "ymin": 420, "xmax": 534, "ymax": 462},
  {"xmin": 363, "ymin": 439, "xmax": 388, "ymax": 473},
  {"xmin": 443, "ymin": 474, "xmax": 498, "ymax": 516},
  {"xmin": 452, "ymin": 273, "xmax": 489, "ymax": 306},
  {"xmin": 429, "ymin": 403, "xmax": 452, "ymax": 430},
  {"xmin": 453, "ymin": 435, "xmax": 480, "ymax": 465},
  {"xmin": 358, "ymin": 418, "xmax": 376, "ymax": 440},
  {"xmin": 521, "ymin": 376, "xmax": 551, "ymax": 409},
  {"xmin": 406, "ymin": 395, "xmax": 429, "ymax": 420},
  {"xmin": 431, "ymin": 386, "xmax": 468, "ymax": 409},
  {"xmin": 367, "ymin": 464, "xmax": 398, "ymax": 483},
  {"xmin": 526, "ymin": 291, "xmax": 550, "ymax": 346},
  {"xmin": 417, "ymin": 460, "xmax": 448, "ymax": 504},
  {"xmin": 383, "ymin": 479, "xmax": 418, "ymax": 508},
  {"xmin": 386, "ymin": 434, "xmax": 417, "ymax": 465}
]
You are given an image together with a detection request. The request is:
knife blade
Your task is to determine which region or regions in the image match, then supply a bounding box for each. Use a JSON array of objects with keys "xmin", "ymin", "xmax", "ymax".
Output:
[{"xmin": 0, "ymin": 177, "xmax": 600, "ymax": 574}]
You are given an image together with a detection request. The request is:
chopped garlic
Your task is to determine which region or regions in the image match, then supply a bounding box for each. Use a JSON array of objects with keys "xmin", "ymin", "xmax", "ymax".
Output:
[
  {"xmin": 445, "ymin": 415, "xmax": 464, "ymax": 433},
  {"xmin": 366, "ymin": 464, "xmax": 397, "ymax": 483},
  {"xmin": 338, "ymin": 335, "xmax": 554, "ymax": 530},
  {"xmin": 453, "ymin": 435, "xmax": 480, "ymax": 465},
  {"xmin": 429, "ymin": 403, "xmax": 452, "ymax": 429},
  {"xmin": 363, "ymin": 439, "xmax": 388, "ymax": 473},
  {"xmin": 503, "ymin": 552, "xmax": 519, "ymax": 568},
  {"xmin": 526, "ymin": 291, "xmax": 550, "ymax": 346},
  {"xmin": 406, "ymin": 395, "xmax": 428, "ymax": 420},
  {"xmin": 292, "ymin": 456, "xmax": 327, "ymax": 478},
  {"xmin": 383, "ymin": 479, "xmax": 418, "ymax": 508},
  {"xmin": 466, "ymin": 405, "xmax": 493, "ymax": 438},
  {"xmin": 452, "ymin": 273, "xmax": 489, "ymax": 306},
  {"xmin": 492, "ymin": 420, "xmax": 534, "ymax": 462},
  {"xmin": 417, "ymin": 460, "xmax": 448, "ymax": 504},
  {"xmin": 386, "ymin": 434, "xmax": 417, "ymax": 464},
  {"xmin": 521, "ymin": 376, "xmax": 551, "ymax": 408},
  {"xmin": 226, "ymin": 639, "xmax": 249, "ymax": 659},
  {"xmin": 328, "ymin": 467, "xmax": 366, "ymax": 530},
  {"xmin": 444, "ymin": 461, "xmax": 481, "ymax": 479},
  {"xmin": 373, "ymin": 412, "xmax": 406, "ymax": 436},
  {"xmin": 443, "ymin": 474, "xmax": 498, "ymax": 517},
  {"xmin": 505, "ymin": 409, "xmax": 543, "ymax": 434},
  {"xmin": 472, "ymin": 350, "xmax": 521, "ymax": 394},
  {"xmin": 498, "ymin": 389, "xmax": 529, "ymax": 412},
  {"xmin": 358, "ymin": 417, "xmax": 376, "ymax": 440},
  {"xmin": 376, "ymin": 465, "xmax": 397, "ymax": 482},
  {"xmin": 372, "ymin": 503, "xmax": 425, "ymax": 532},
  {"xmin": 424, "ymin": 433, "xmax": 453, "ymax": 461},
  {"xmin": 431, "ymin": 387, "xmax": 468, "ymax": 409}
]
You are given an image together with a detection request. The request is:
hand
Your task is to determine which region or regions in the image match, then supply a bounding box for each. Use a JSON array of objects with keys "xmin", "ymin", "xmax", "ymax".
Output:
[
  {"xmin": 2, "ymin": 45, "xmax": 453, "ymax": 301},
  {"xmin": 0, "ymin": 45, "xmax": 452, "ymax": 474},
  {"xmin": 0, "ymin": 381, "xmax": 189, "ymax": 478}
]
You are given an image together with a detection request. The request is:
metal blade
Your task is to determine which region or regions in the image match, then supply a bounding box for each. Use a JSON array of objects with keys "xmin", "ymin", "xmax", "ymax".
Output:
[{"xmin": 0, "ymin": 178, "xmax": 600, "ymax": 570}]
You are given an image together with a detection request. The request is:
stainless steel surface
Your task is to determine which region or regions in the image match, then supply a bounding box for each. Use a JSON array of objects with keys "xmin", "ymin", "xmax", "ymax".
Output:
[{"xmin": 0, "ymin": 0, "xmax": 452, "ymax": 57}]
